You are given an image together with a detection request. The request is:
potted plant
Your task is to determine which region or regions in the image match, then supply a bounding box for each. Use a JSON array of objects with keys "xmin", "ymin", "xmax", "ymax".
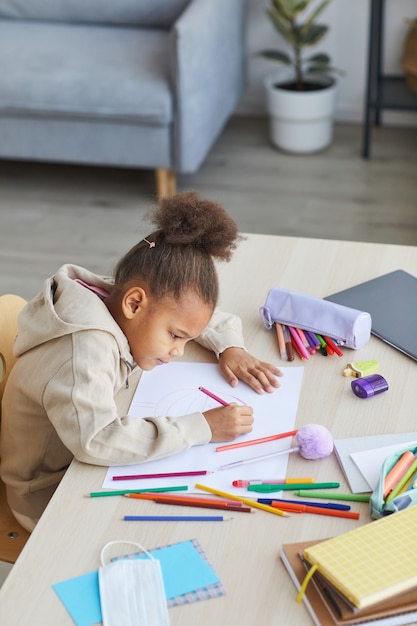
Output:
[{"xmin": 259, "ymin": 0, "xmax": 341, "ymax": 154}]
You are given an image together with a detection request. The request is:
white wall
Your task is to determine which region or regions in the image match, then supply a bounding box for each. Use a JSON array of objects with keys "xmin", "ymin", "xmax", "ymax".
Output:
[{"xmin": 238, "ymin": 0, "xmax": 417, "ymax": 125}]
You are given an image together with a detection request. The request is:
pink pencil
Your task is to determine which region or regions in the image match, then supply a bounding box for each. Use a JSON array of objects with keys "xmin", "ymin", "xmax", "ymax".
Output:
[
  {"xmin": 113, "ymin": 470, "xmax": 212, "ymax": 481},
  {"xmin": 198, "ymin": 386, "xmax": 230, "ymax": 406},
  {"xmin": 216, "ymin": 429, "xmax": 298, "ymax": 452}
]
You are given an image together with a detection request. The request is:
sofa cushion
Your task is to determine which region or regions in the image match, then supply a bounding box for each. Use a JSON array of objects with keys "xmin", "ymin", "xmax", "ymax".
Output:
[
  {"xmin": 0, "ymin": 0, "xmax": 190, "ymax": 27},
  {"xmin": 0, "ymin": 21, "xmax": 173, "ymax": 125}
]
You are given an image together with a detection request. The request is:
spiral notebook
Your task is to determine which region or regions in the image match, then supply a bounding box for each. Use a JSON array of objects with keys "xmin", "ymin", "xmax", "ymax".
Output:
[{"xmin": 325, "ymin": 270, "xmax": 417, "ymax": 361}]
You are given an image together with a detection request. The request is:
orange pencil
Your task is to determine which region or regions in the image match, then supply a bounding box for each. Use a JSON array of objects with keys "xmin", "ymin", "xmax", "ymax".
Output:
[
  {"xmin": 275, "ymin": 323, "xmax": 287, "ymax": 360},
  {"xmin": 271, "ymin": 501, "xmax": 360, "ymax": 519},
  {"xmin": 216, "ymin": 428, "xmax": 298, "ymax": 452},
  {"xmin": 124, "ymin": 492, "xmax": 241, "ymax": 506}
]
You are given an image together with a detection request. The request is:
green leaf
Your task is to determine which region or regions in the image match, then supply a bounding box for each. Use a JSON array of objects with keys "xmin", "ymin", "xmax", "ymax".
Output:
[
  {"xmin": 299, "ymin": 23, "xmax": 329, "ymax": 47},
  {"xmin": 267, "ymin": 8, "xmax": 295, "ymax": 44},
  {"xmin": 258, "ymin": 50, "xmax": 292, "ymax": 65},
  {"xmin": 304, "ymin": 0, "xmax": 331, "ymax": 30},
  {"xmin": 306, "ymin": 52, "xmax": 331, "ymax": 65}
]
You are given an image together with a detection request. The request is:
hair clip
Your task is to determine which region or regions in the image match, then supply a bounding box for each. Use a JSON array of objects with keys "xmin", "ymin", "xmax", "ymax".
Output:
[{"xmin": 143, "ymin": 238, "xmax": 155, "ymax": 248}]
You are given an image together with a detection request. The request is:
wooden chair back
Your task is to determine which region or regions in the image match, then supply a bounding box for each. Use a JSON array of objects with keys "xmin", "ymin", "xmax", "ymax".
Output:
[{"xmin": 0, "ymin": 294, "xmax": 30, "ymax": 563}]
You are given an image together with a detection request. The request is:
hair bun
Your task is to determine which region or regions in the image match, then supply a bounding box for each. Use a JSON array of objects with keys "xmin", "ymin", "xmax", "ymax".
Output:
[{"xmin": 148, "ymin": 191, "xmax": 242, "ymax": 261}]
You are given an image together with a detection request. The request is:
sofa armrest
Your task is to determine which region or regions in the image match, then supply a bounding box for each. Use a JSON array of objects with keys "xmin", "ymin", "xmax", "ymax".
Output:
[{"xmin": 171, "ymin": 0, "xmax": 247, "ymax": 173}]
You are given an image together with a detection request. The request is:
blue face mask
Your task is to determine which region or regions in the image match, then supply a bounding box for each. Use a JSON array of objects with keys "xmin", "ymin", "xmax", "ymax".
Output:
[{"xmin": 98, "ymin": 541, "xmax": 170, "ymax": 626}]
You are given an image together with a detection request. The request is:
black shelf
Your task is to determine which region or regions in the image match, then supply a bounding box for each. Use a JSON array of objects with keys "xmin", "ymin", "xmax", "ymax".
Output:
[{"xmin": 362, "ymin": 0, "xmax": 417, "ymax": 157}]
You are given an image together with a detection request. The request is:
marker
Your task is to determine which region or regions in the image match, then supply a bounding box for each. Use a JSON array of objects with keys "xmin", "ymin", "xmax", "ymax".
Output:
[
  {"xmin": 198, "ymin": 386, "xmax": 229, "ymax": 406},
  {"xmin": 282, "ymin": 325, "xmax": 295, "ymax": 361},
  {"xmin": 323, "ymin": 336, "xmax": 343, "ymax": 357},
  {"xmin": 195, "ymin": 483, "xmax": 290, "ymax": 517},
  {"xmin": 113, "ymin": 470, "xmax": 212, "ymax": 481},
  {"xmin": 257, "ymin": 498, "xmax": 351, "ymax": 511},
  {"xmin": 86, "ymin": 486, "xmax": 188, "ymax": 497},
  {"xmin": 293, "ymin": 490, "xmax": 370, "ymax": 502},
  {"xmin": 232, "ymin": 478, "xmax": 314, "ymax": 487},
  {"xmin": 123, "ymin": 515, "xmax": 230, "ymax": 522},
  {"xmin": 288, "ymin": 326, "xmax": 310, "ymax": 360},
  {"xmin": 247, "ymin": 482, "xmax": 340, "ymax": 493},
  {"xmin": 385, "ymin": 456, "xmax": 417, "ymax": 503},
  {"xmin": 216, "ymin": 429, "xmax": 298, "ymax": 453}
]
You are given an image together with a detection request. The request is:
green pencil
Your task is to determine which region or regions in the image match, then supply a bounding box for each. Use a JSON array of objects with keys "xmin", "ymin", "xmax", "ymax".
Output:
[
  {"xmin": 86, "ymin": 486, "xmax": 188, "ymax": 498},
  {"xmin": 293, "ymin": 490, "xmax": 370, "ymax": 502}
]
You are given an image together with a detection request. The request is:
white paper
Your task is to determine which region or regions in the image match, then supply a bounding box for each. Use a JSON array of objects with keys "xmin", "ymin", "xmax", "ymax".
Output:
[{"xmin": 103, "ymin": 363, "xmax": 304, "ymax": 497}]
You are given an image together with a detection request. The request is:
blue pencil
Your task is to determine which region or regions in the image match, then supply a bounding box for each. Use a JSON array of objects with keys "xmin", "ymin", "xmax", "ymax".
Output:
[{"xmin": 123, "ymin": 515, "xmax": 229, "ymax": 522}]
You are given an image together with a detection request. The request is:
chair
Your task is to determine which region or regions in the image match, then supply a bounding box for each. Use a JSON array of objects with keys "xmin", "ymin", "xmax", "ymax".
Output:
[
  {"xmin": 0, "ymin": 0, "xmax": 247, "ymax": 199},
  {"xmin": 0, "ymin": 294, "xmax": 30, "ymax": 564}
]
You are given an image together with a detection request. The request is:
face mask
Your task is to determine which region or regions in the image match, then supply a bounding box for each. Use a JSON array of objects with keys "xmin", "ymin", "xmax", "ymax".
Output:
[{"xmin": 98, "ymin": 541, "xmax": 170, "ymax": 626}]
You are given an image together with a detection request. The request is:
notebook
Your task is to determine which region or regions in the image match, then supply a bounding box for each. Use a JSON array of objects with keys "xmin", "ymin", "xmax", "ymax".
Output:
[
  {"xmin": 303, "ymin": 506, "xmax": 417, "ymax": 610},
  {"xmin": 280, "ymin": 539, "xmax": 417, "ymax": 626},
  {"xmin": 325, "ymin": 270, "xmax": 417, "ymax": 361}
]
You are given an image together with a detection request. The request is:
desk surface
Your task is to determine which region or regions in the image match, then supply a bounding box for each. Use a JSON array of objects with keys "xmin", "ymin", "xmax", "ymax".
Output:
[{"xmin": 1, "ymin": 234, "xmax": 416, "ymax": 626}]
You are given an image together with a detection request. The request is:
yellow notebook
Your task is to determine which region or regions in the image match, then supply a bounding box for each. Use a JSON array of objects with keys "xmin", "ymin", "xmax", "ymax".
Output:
[{"xmin": 303, "ymin": 506, "xmax": 417, "ymax": 610}]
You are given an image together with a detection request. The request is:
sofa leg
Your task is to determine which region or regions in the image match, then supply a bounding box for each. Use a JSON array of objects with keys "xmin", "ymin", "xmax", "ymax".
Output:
[{"xmin": 155, "ymin": 168, "xmax": 176, "ymax": 199}]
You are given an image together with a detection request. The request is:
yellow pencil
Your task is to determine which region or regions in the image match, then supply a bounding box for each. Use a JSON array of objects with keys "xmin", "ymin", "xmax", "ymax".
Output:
[{"xmin": 195, "ymin": 483, "xmax": 290, "ymax": 517}]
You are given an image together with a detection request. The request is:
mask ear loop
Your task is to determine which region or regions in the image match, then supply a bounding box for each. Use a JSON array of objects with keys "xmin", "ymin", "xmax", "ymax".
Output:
[{"xmin": 100, "ymin": 541, "xmax": 155, "ymax": 567}]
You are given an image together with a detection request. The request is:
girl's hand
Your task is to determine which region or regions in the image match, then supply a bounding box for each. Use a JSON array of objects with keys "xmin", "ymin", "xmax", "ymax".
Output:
[
  {"xmin": 218, "ymin": 347, "xmax": 283, "ymax": 394},
  {"xmin": 203, "ymin": 404, "xmax": 254, "ymax": 442}
]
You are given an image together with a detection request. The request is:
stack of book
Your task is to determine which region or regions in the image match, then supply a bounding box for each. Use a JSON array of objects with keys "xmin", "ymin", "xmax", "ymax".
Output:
[{"xmin": 280, "ymin": 506, "xmax": 417, "ymax": 625}]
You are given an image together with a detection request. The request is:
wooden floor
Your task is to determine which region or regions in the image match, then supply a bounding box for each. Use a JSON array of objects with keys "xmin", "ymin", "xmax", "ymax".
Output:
[{"xmin": 0, "ymin": 116, "xmax": 416, "ymax": 300}]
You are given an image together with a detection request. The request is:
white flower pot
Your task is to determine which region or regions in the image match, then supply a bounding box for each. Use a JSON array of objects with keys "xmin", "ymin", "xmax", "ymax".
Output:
[{"xmin": 265, "ymin": 74, "xmax": 337, "ymax": 154}]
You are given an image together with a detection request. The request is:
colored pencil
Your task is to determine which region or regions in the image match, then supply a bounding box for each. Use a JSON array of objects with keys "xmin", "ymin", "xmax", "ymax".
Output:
[
  {"xmin": 123, "ymin": 515, "xmax": 230, "ymax": 522},
  {"xmin": 113, "ymin": 470, "xmax": 211, "ymax": 481},
  {"xmin": 289, "ymin": 325, "xmax": 309, "ymax": 360},
  {"xmin": 198, "ymin": 386, "xmax": 229, "ymax": 406},
  {"xmin": 154, "ymin": 498, "xmax": 252, "ymax": 513},
  {"xmin": 195, "ymin": 483, "xmax": 290, "ymax": 517},
  {"xmin": 270, "ymin": 501, "xmax": 360, "ymax": 519},
  {"xmin": 124, "ymin": 492, "xmax": 241, "ymax": 506},
  {"xmin": 257, "ymin": 498, "xmax": 351, "ymax": 511},
  {"xmin": 293, "ymin": 490, "xmax": 370, "ymax": 502},
  {"xmin": 275, "ymin": 323, "xmax": 287, "ymax": 359},
  {"xmin": 86, "ymin": 486, "xmax": 188, "ymax": 497},
  {"xmin": 216, "ymin": 429, "xmax": 298, "ymax": 453}
]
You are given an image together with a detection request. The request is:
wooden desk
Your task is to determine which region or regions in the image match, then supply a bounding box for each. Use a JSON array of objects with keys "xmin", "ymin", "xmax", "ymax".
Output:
[{"xmin": 1, "ymin": 234, "xmax": 416, "ymax": 626}]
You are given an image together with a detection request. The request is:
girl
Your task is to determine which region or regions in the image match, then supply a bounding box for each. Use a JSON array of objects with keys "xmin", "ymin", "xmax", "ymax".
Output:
[{"xmin": 1, "ymin": 191, "xmax": 282, "ymax": 530}]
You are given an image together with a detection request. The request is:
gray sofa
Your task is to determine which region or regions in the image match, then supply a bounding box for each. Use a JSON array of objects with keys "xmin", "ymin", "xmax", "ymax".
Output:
[{"xmin": 0, "ymin": 0, "xmax": 247, "ymax": 198}]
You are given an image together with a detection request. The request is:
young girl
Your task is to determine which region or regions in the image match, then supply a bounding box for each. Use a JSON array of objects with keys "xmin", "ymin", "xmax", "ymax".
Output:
[{"xmin": 1, "ymin": 191, "xmax": 282, "ymax": 531}]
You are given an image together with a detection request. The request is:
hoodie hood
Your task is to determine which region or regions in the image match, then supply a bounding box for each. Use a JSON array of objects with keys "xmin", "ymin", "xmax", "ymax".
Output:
[{"xmin": 15, "ymin": 264, "xmax": 131, "ymax": 359}]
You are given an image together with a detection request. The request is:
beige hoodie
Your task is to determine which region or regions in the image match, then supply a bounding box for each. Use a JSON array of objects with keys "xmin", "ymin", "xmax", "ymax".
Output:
[{"xmin": 0, "ymin": 264, "xmax": 245, "ymax": 519}]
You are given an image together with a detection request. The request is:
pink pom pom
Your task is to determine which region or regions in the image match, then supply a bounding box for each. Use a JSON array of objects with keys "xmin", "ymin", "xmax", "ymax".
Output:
[{"xmin": 295, "ymin": 424, "xmax": 334, "ymax": 460}]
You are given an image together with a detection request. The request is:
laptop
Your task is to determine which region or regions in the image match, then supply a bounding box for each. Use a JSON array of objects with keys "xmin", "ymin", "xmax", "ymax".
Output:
[{"xmin": 325, "ymin": 270, "xmax": 417, "ymax": 361}]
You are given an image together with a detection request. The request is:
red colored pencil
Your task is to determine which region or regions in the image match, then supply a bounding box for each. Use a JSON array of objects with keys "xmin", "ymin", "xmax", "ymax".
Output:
[{"xmin": 271, "ymin": 501, "xmax": 359, "ymax": 519}]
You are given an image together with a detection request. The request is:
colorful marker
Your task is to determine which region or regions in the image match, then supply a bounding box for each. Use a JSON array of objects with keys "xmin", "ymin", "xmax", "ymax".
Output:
[
  {"xmin": 247, "ymin": 482, "xmax": 340, "ymax": 493},
  {"xmin": 293, "ymin": 490, "xmax": 370, "ymax": 502},
  {"xmin": 232, "ymin": 478, "xmax": 314, "ymax": 488}
]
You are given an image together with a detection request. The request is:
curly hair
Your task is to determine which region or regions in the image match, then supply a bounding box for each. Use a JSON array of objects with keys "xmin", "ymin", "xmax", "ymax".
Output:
[{"xmin": 113, "ymin": 191, "xmax": 243, "ymax": 307}]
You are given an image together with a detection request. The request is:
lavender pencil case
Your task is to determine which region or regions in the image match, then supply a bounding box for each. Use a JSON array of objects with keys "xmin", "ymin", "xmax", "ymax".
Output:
[{"xmin": 259, "ymin": 287, "xmax": 371, "ymax": 350}]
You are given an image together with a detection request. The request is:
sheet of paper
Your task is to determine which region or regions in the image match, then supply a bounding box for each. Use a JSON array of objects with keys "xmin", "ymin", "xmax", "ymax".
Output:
[
  {"xmin": 103, "ymin": 363, "xmax": 304, "ymax": 496},
  {"xmin": 333, "ymin": 433, "xmax": 417, "ymax": 493}
]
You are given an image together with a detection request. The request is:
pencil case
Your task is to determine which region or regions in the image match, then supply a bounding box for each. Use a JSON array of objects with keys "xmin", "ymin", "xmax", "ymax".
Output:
[
  {"xmin": 259, "ymin": 287, "xmax": 372, "ymax": 350},
  {"xmin": 369, "ymin": 446, "xmax": 417, "ymax": 520}
]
